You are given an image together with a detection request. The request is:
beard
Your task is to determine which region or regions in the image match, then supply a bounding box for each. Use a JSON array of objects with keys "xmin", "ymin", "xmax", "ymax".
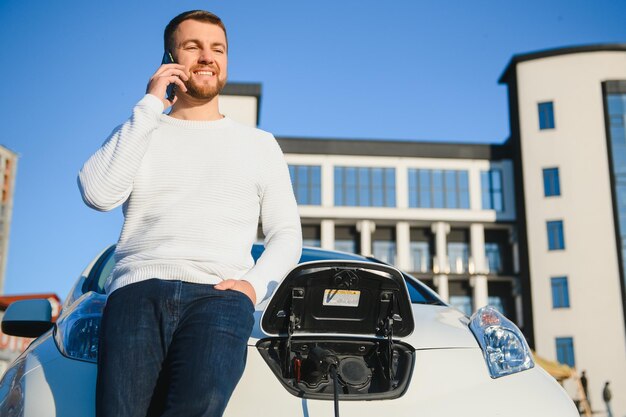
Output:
[{"xmin": 183, "ymin": 73, "xmax": 226, "ymax": 100}]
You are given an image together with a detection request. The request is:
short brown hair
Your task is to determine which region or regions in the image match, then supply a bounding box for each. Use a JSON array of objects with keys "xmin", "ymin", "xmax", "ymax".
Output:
[{"xmin": 163, "ymin": 10, "xmax": 227, "ymax": 53}]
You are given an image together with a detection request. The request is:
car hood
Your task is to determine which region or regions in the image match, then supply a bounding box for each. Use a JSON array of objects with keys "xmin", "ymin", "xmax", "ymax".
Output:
[{"xmin": 401, "ymin": 304, "xmax": 478, "ymax": 349}]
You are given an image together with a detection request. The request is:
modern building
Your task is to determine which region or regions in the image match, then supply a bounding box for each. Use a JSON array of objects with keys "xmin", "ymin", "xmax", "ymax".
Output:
[
  {"xmin": 0, "ymin": 145, "xmax": 17, "ymax": 295},
  {"xmin": 220, "ymin": 43, "xmax": 626, "ymax": 416},
  {"xmin": 500, "ymin": 44, "xmax": 626, "ymax": 415}
]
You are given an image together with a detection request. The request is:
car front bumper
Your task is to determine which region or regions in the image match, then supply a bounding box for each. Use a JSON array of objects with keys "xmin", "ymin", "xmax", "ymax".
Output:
[{"xmin": 7, "ymin": 336, "xmax": 577, "ymax": 417}]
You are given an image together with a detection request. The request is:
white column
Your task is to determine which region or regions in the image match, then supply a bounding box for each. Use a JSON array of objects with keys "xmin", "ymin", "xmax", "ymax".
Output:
[
  {"xmin": 431, "ymin": 222, "xmax": 450, "ymax": 302},
  {"xmin": 433, "ymin": 275, "xmax": 449, "ymax": 303},
  {"xmin": 321, "ymin": 219, "xmax": 335, "ymax": 250},
  {"xmin": 357, "ymin": 220, "xmax": 375, "ymax": 257},
  {"xmin": 321, "ymin": 160, "xmax": 334, "ymax": 207},
  {"xmin": 470, "ymin": 224, "xmax": 488, "ymax": 312},
  {"xmin": 396, "ymin": 222, "xmax": 411, "ymax": 271},
  {"xmin": 470, "ymin": 275, "xmax": 489, "ymax": 311},
  {"xmin": 470, "ymin": 224, "xmax": 487, "ymax": 274},
  {"xmin": 396, "ymin": 165, "xmax": 409, "ymax": 209},
  {"xmin": 469, "ymin": 167, "xmax": 483, "ymax": 211}
]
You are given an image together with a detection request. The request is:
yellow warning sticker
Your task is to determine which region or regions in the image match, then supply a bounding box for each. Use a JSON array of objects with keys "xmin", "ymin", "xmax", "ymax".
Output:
[{"xmin": 323, "ymin": 289, "xmax": 361, "ymax": 307}]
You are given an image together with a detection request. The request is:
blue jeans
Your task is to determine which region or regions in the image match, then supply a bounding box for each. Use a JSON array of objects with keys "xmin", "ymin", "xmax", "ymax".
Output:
[{"xmin": 96, "ymin": 279, "xmax": 255, "ymax": 417}]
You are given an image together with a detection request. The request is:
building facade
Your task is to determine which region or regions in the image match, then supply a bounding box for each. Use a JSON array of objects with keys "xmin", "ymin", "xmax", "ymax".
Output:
[
  {"xmin": 221, "ymin": 44, "xmax": 626, "ymax": 415},
  {"xmin": 0, "ymin": 145, "xmax": 17, "ymax": 295},
  {"xmin": 500, "ymin": 44, "xmax": 626, "ymax": 415}
]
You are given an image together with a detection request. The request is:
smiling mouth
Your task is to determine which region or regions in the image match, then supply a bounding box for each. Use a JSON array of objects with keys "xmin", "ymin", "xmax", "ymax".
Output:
[{"xmin": 194, "ymin": 70, "xmax": 215, "ymax": 76}]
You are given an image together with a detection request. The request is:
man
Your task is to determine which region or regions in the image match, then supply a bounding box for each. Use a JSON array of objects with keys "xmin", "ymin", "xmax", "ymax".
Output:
[
  {"xmin": 580, "ymin": 370, "xmax": 589, "ymax": 407},
  {"xmin": 603, "ymin": 381, "xmax": 613, "ymax": 417},
  {"xmin": 78, "ymin": 10, "xmax": 302, "ymax": 417}
]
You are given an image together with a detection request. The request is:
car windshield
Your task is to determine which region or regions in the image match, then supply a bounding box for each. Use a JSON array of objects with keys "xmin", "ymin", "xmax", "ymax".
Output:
[{"xmin": 86, "ymin": 245, "xmax": 442, "ymax": 305}]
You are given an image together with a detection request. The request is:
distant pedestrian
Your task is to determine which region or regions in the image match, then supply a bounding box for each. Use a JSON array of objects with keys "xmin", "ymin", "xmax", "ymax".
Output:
[
  {"xmin": 580, "ymin": 370, "xmax": 589, "ymax": 406},
  {"xmin": 603, "ymin": 381, "xmax": 613, "ymax": 417}
]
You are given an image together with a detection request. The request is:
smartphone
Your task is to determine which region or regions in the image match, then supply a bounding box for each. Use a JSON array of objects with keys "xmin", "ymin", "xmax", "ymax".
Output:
[{"xmin": 161, "ymin": 51, "xmax": 176, "ymax": 100}]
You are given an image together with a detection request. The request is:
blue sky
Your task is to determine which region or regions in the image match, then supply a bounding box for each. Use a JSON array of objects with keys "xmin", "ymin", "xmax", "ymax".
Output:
[{"xmin": 1, "ymin": 0, "xmax": 625, "ymax": 298}]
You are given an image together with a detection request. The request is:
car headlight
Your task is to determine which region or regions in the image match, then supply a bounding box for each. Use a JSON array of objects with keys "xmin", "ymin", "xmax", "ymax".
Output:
[
  {"xmin": 53, "ymin": 291, "xmax": 106, "ymax": 363},
  {"xmin": 469, "ymin": 306, "xmax": 534, "ymax": 378}
]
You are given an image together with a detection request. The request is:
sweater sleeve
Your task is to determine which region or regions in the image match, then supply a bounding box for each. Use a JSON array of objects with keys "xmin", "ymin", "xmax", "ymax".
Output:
[
  {"xmin": 77, "ymin": 94, "xmax": 164, "ymax": 211},
  {"xmin": 241, "ymin": 135, "xmax": 302, "ymax": 304}
]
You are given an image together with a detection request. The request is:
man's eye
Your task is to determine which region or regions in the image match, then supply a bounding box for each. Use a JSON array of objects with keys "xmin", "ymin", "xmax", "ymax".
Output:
[
  {"xmin": 214, "ymin": 49, "xmax": 224, "ymax": 54},
  {"xmin": 185, "ymin": 46, "xmax": 199, "ymax": 50}
]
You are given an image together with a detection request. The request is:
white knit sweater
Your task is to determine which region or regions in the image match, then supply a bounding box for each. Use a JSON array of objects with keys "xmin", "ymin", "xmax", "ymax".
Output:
[{"xmin": 78, "ymin": 94, "xmax": 302, "ymax": 303}]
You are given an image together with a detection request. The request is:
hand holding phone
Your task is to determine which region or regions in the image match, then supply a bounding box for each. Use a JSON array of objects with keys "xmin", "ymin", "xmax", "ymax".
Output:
[
  {"xmin": 161, "ymin": 51, "xmax": 177, "ymax": 101},
  {"xmin": 145, "ymin": 51, "xmax": 189, "ymax": 109}
]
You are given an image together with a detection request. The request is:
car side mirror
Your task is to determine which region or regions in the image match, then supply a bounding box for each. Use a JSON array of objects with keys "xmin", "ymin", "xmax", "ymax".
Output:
[{"xmin": 2, "ymin": 299, "xmax": 53, "ymax": 338}]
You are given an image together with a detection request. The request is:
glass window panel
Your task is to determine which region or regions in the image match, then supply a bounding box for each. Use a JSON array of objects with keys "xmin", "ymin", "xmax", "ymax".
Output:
[
  {"xmin": 410, "ymin": 241, "xmax": 431, "ymax": 273},
  {"xmin": 358, "ymin": 168, "xmax": 370, "ymax": 206},
  {"xmin": 448, "ymin": 242, "xmax": 469, "ymax": 274},
  {"xmin": 334, "ymin": 167, "xmax": 344, "ymax": 205},
  {"xmin": 539, "ymin": 102, "xmax": 555, "ymax": 130},
  {"xmin": 346, "ymin": 168, "xmax": 357, "ymax": 186},
  {"xmin": 302, "ymin": 239, "xmax": 321, "ymax": 248},
  {"xmin": 458, "ymin": 171, "xmax": 469, "ymax": 209},
  {"xmin": 547, "ymin": 221, "xmax": 565, "ymax": 250},
  {"xmin": 543, "ymin": 168, "xmax": 560, "ymax": 197},
  {"xmin": 556, "ymin": 337, "xmax": 575, "ymax": 367},
  {"xmin": 551, "ymin": 276, "xmax": 570, "ymax": 308},
  {"xmin": 385, "ymin": 169, "xmax": 396, "ymax": 207},
  {"xmin": 335, "ymin": 239, "xmax": 356, "ymax": 254},
  {"xmin": 493, "ymin": 191, "xmax": 504, "ymax": 211},
  {"xmin": 444, "ymin": 171, "xmax": 457, "ymax": 208},
  {"xmin": 481, "ymin": 171, "xmax": 491, "ymax": 209},
  {"xmin": 485, "ymin": 243, "xmax": 502, "ymax": 274},
  {"xmin": 433, "ymin": 170, "xmax": 444, "ymax": 208},
  {"xmin": 491, "ymin": 170, "xmax": 502, "ymax": 190},
  {"xmin": 311, "ymin": 166, "xmax": 321, "ymax": 186},
  {"xmin": 372, "ymin": 168, "xmax": 383, "ymax": 186},
  {"xmin": 409, "ymin": 170, "xmax": 418, "ymax": 208},
  {"xmin": 608, "ymin": 95, "xmax": 624, "ymax": 115},
  {"xmin": 311, "ymin": 186, "xmax": 321, "ymax": 205},
  {"xmin": 373, "ymin": 241, "xmax": 397, "ymax": 265},
  {"xmin": 419, "ymin": 170, "xmax": 431, "ymax": 208}
]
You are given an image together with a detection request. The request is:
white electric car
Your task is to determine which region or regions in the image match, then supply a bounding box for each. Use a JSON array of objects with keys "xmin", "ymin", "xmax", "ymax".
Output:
[{"xmin": 0, "ymin": 244, "xmax": 578, "ymax": 417}]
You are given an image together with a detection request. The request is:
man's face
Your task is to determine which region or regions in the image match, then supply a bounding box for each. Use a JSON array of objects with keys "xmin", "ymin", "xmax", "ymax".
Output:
[{"xmin": 172, "ymin": 19, "xmax": 228, "ymax": 100}]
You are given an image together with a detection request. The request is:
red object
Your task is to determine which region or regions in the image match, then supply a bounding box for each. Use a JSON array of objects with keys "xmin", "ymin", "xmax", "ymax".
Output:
[
  {"xmin": 293, "ymin": 357, "xmax": 302, "ymax": 383},
  {"xmin": 0, "ymin": 293, "xmax": 62, "ymax": 320}
]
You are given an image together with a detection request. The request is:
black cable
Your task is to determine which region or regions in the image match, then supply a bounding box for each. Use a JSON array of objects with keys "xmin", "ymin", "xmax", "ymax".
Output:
[{"xmin": 329, "ymin": 364, "xmax": 340, "ymax": 417}]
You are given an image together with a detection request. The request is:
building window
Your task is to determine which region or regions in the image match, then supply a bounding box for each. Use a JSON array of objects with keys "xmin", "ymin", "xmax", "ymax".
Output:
[
  {"xmin": 302, "ymin": 225, "xmax": 321, "ymax": 248},
  {"xmin": 547, "ymin": 220, "xmax": 565, "ymax": 250},
  {"xmin": 410, "ymin": 242, "xmax": 431, "ymax": 273},
  {"xmin": 448, "ymin": 242, "xmax": 469, "ymax": 274},
  {"xmin": 485, "ymin": 242, "xmax": 503, "ymax": 274},
  {"xmin": 543, "ymin": 167, "xmax": 561, "ymax": 197},
  {"xmin": 555, "ymin": 337, "xmax": 575, "ymax": 367},
  {"xmin": 605, "ymin": 91, "xmax": 626, "ymax": 310},
  {"xmin": 408, "ymin": 169, "xmax": 469, "ymax": 209},
  {"xmin": 551, "ymin": 276, "xmax": 570, "ymax": 308},
  {"xmin": 288, "ymin": 165, "xmax": 321, "ymax": 205},
  {"xmin": 334, "ymin": 167, "xmax": 395, "ymax": 207},
  {"xmin": 372, "ymin": 227, "xmax": 396, "ymax": 265},
  {"xmin": 538, "ymin": 101, "xmax": 555, "ymax": 130},
  {"xmin": 335, "ymin": 226, "xmax": 359, "ymax": 254},
  {"xmin": 481, "ymin": 169, "xmax": 504, "ymax": 211}
]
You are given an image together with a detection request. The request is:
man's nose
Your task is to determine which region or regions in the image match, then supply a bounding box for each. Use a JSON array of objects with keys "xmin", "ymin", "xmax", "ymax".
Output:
[{"xmin": 198, "ymin": 49, "xmax": 215, "ymax": 64}]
